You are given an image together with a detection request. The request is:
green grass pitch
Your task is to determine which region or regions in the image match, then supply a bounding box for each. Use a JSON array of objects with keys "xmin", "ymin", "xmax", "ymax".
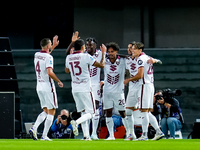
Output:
[{"xmin": 0, "ymin": 139, "xmax": 199, "ymax": 150}]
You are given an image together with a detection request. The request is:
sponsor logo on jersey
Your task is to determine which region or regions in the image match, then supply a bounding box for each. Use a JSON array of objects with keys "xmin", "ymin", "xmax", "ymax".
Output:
[{"xmin": 50, "ymin": 60, "xmax": 52, "ymax": 65}]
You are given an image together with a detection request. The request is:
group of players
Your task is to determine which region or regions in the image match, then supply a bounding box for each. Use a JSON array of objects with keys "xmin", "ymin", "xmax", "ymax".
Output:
[{"xmin": 29, "ymin": 31, "xmax": 164, "ymax": 141}]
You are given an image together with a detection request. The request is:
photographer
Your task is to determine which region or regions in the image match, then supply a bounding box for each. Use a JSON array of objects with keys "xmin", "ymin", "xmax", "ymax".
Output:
[
  {"xmin": 48, "ymin": 109, "xmax": 74, "ymax": 139},
  {"xmin": 153, "ymin": 89, "xmax": 184, "ymax": 139}
]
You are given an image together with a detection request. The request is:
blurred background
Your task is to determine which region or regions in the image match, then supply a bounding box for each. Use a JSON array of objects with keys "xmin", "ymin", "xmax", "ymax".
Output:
[{"xmin": 1, "ymin": 0, "xmax": 200, "ymax": 138}]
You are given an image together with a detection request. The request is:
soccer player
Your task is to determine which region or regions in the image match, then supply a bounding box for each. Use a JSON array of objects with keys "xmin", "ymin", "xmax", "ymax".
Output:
[
  {"xmin": 85, "ymin": 37, "xmax": 103, "ymax": 140},
  {"xmin": 125, "ymin": 42, "xmax": 162, "ymax": 140},
  {"xmin": 29, "ymin": 36, "xmax": 63, "ymax": 141},
  {"xmin": 124, "ymin": 41, "xmax": 164, "ymax": 141},
  {"xmin": 65, "ymin": 39, "xmax": 106, "ymax": 140},
  {"xmin": 103, "ymin": 42, "xmax": 128, "ymax": 140}
]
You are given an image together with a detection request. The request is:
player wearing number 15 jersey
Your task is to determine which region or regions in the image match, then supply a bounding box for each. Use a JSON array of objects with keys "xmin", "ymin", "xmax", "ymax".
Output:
[
  {"xmin": 30, "ymin": 36, "xmax": 63, "ymax": 141},
  {"xmin": 65, "ymin": 39, "xmax": 106, "ymax": 140}
]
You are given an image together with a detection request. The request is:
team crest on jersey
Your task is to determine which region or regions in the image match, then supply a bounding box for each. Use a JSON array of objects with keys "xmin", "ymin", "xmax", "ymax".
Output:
[
  {"xmin": 138, "ymin": 60, "xmax": 143, "ymax": 65},
  {"xmin": 110, "ymin": 65, "xmax": 117, "ymax": 72},
  {"xmin": 130, "ymin": 63, "xmax": 136, "ymax": 70}
]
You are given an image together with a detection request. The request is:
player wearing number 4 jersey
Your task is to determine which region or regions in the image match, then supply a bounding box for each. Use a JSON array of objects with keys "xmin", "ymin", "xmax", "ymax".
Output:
[
  {"xmin": 65, "ymin": 38, "xmax": 106, "ymax": 140},
  {"xmin": 30, "ymin": 36, "xmax": 63, "ymax": 141},
  {"xmin": 124, "ymin": 41, "xmax": 164, "ymax": 141}
]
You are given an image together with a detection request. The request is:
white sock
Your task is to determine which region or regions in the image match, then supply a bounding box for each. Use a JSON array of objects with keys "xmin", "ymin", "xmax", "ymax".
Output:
[
  {"xmin": 33, "ymin": 111, "xmax": 47, "ymax": 131},
  {"xmin": 92, "ymin": 109, "xmax": 100, "ymax": 135},
  {"xmin": 76, "ymin": 113, "xmax": 93, "ymax": 125},
  {"xmin": 122, "ymin": 117, "xmax": 129, "ymax": 135},
  {"xmin": 149, "ymin": 112, "xmax": 162, "ymax": 134},
  {"xmin": 80, "ymin": 112, "xmax": 90, "ymax": 137},
  {"xmin": 141, "ymin": 112, "xmax": 149, "ymax": 137},
  {"xmin": 42, "ymin": 114, "xmax": 54, "ymax": 138},
  {"xmin": 106, "ymin": 117, "xmax": 114, "ymax": 138},
  {"xmin": 126, "ymin": 114, "xmax": 136, "ymax": 138}
]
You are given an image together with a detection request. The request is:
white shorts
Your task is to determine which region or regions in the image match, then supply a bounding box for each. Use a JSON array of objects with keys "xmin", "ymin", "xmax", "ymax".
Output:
[
  {"xmin": 137, "ymin": 83, "xmax": 154, "ymax": 109},
  {"xmin": 91, "ymin": 84, "xmax": 100, "ymax": 101},
  {"xmin": 103, "ymin": 92, "xmax": 125, "ymax": 111},
  {"xmin": 37, "ymin": 90, "xmax": 58, "ymax": 109},
  {"xmin": 72, "ymin": 92, "xmax": 95, "ymax": 114},
  {"xmin": 126, "ymin": 88, "xmax": 138, "ymax": 108}
]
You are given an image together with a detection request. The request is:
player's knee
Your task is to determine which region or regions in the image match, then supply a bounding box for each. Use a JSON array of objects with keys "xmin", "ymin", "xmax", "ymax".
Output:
[{"xmin": 125, "ymin": 109, "xmax": 132, "ymax": 116}]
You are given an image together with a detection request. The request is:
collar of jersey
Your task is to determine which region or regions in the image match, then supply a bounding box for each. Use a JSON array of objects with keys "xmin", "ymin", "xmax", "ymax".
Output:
[
  {"xmin": 73, "ymin": 51, "xmax": 82, "ymax": 54},
  {"xmin": 40, "ymin": 50, "xmax": 48, "ymax": 53}
]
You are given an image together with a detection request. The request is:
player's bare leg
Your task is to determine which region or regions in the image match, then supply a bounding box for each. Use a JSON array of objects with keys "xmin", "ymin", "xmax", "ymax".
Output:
[
  {"xmin": 125, "ymin": 107, "xmax": 138, "ymax": 140},
  {"xmin": 41, "ymin": 108, "xmax": 56, "ymax": 141},
  {"xmin": 105, "ymin": 108, "xmax": 115, "ymax": 140},
  {"xmin": 91, "ymin": 100, "xmax": 100, "ymax": 140}
]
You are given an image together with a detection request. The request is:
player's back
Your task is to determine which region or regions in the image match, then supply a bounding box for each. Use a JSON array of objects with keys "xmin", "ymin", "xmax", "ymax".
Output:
[
  {"xmin": 65, "ymin": 52, "xmax": 96, "ymax": 93},
  {"xmin": 136, "ymin": 53, "xmax": 154, "ymax": 84},
  {"xmin": 34, "ymin": 51, "xmax": 55, "ymax": 92}
]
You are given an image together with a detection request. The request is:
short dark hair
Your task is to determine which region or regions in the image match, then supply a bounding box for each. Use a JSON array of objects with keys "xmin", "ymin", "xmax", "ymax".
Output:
[
  {"xmin": 40, "ymin": 38, "xmax": 50, "ymax": 48},
  {"xmin": 74, "ymin": 39, "xmax": 85, "ymax": 51},
  {"xmin": 106, "ymin": 42, "xmax": 120, "ymax": 51},
  {"xmin": 132, "ymin": 41, "xmax": 144, "ymax": 51},
  {"xmin": 86, "ymin": 37, "xmax": 97, "ymax": 44}
]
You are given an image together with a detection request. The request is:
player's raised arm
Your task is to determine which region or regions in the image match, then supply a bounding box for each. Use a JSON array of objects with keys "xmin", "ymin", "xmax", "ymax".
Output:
[
  {"xmin": 47, "ymin": 68, "xmax": 63, "ymax": 88},
  {"xmin": 66, "ymin": 31, "xmax": 80, "ymax": 55},
  {"xmin": 93, "ymin": 44, "xmax": 107, "ymax": 68},
  {"xmin": 49, "ymin": 35, "xmax": 59, "ymax": 54}
]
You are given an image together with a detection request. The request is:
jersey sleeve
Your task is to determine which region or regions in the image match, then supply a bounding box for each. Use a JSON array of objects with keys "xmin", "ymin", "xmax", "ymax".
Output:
[
  {"xmin": 46, "ymin": 55, "xmax": 53, "ymax": 69},
  {"xmin": 137, "ymin": 56, "xmax": 145, "ymax": 69},
  {"xmin": 86, "ymin": 54, "xmax": 96, "ymax": 66}
]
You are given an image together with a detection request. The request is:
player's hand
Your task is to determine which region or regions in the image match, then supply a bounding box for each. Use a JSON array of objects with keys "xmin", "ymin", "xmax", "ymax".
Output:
[
  {"xmin": 58, "ymin": 81, "xmax": 63, "ymax": 88},
  {"xmin": 124, "ymin": 79, "xmax": 130, "ymax": 86},
  {"xmin": 53, "ymin": 35, "xmax": 59, "ymax": 47},
  {"xmin": 147, "ymin": 57, "xmax": 154, "ymax": 64},
  {"xmin": 100, "ymin": 44, "xmax": 107, "ymax": 54},
  {"xmin": 72, "ymin": 31, "xmax": 80, "ymax": 42}
]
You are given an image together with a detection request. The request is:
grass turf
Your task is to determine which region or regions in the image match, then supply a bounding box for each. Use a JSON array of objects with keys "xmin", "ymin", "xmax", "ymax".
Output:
[{"xmin": 0, "ymin": 139, "xmax": 199, "ymax": 150}]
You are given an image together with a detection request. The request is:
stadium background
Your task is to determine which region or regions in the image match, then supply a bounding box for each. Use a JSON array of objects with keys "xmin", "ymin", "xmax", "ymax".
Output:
[{"xmin": 1, "ymin": 0, "xmax": 200, "ymax": 138}]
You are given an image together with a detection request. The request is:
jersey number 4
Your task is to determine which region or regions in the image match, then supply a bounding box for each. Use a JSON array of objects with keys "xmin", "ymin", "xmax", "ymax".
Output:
[
  {"xmin": 69, "ymin": 61, "xmax": 82, "ymax": 76},
  {"xmin": 36, "ymin": 61, "xmax": 41, "ymax": 78}
]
